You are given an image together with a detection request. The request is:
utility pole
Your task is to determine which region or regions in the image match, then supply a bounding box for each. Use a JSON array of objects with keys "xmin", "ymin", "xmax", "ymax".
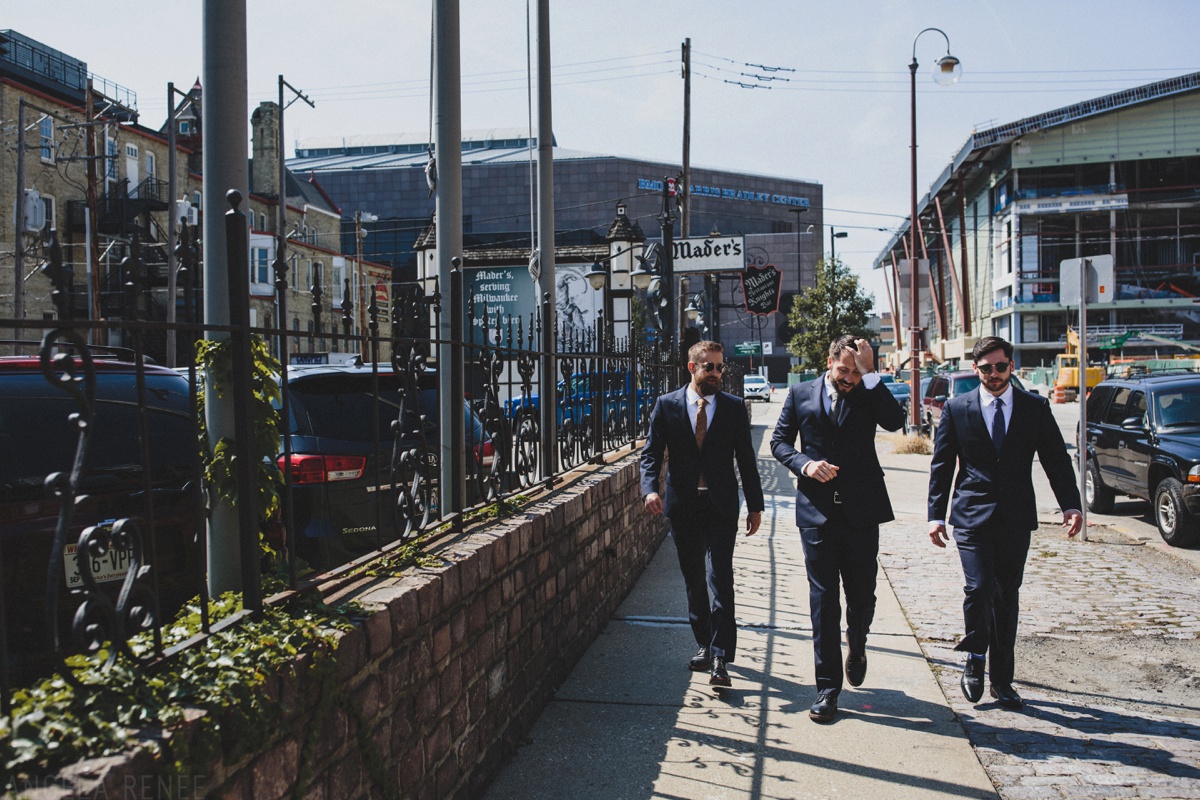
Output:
[
  {"xmin": 202, "ymin": 0, "xmax": 249, "ymax": 595},
  {"xmin": 86, "ymin": 80, "xmax": 101, "ymax": 332},
  {"xmin": 536, "ymin": 0, "xmax": 558, "ymax": 479},
  {"xmin": 434, "ymin": 0, "xmax": 466, "ymax": 511},
  {"xmin": 680, "ymin": 38, "xmax": 691, "ymax": 240},
  {"xmin": 14, "ymin": 99, "xmax": 25, "ymax": 321},
  {"xmin": 277, "ymin": 74, "xmax": 314, "ymax": 337}
]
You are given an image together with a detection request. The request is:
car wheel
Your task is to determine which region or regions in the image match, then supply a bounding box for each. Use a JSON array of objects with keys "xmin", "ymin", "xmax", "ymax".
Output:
[
  {"xmin": 1153, "ymin": 477, "xmax": 1200, "ymax": 547},
  {"xmin": 1085, "ymin": 460, "xmax": 1115, "ymax": 514}
]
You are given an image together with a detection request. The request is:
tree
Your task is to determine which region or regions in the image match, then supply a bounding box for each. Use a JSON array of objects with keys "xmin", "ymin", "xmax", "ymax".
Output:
[{"xmin": 785, "ymin": 256, "xmax": 874, "ymax": 369}]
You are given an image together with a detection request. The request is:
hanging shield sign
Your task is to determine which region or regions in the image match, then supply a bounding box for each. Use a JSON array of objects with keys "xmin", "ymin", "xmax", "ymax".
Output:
[{"xmin": 742, "ymin": 263, "xmax": 782, "ymax": 316}]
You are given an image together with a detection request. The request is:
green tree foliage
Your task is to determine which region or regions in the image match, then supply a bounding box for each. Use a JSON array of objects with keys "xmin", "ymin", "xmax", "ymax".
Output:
[{"xmin": 785, "ymin": 256, "xmax": 874, "ymax": 369}]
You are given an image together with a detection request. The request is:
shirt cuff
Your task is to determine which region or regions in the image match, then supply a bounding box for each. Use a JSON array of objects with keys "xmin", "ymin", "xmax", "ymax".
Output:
[{"xmin": 862, "ymin": 373, "xmax": 881, "ymax": 390}]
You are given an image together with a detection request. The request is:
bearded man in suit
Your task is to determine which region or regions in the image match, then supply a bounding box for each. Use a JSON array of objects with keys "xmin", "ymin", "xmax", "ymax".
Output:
[
  {"xmin": 771, "ymin": 335, "xmax": 905, "ymax": 722},
  {"xmin": 928, "ymin": 336, "xmax": 1082, "ymax": 710},
  {"xmin": 641, "ymin": 340, "xmax": 764, "ymax": 689}
]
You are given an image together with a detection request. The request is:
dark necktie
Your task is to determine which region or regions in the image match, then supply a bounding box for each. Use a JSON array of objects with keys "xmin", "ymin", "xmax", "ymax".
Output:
[
  {"xmin": 992, "ymin": 397, "xmax": 1006, "ymax": 454},
  {"xmin": 830, "ymin": 393, "xmax": 841, "ymax": 426},
  {"xmin": 696, "ymin": 397, "xmax": 707, "ymax": 489}
]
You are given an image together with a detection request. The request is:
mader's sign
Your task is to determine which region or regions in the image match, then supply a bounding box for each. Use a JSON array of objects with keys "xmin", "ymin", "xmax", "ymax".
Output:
[
  {"xmin": 671, "ymin": 236, "xmax": 745, "ymax": 274},
  {"xmin": 742, "ymin": 263, "xmax": 783, "ymax": 316}
]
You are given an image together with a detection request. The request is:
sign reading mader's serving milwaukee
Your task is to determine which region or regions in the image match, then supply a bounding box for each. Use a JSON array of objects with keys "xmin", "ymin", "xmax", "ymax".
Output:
[{"xmin": 741, "ymin": 263, "xmax": 783, "ymax": 316}]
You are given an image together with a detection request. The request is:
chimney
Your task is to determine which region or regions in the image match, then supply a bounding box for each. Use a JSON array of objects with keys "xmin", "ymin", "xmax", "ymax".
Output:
[{"xmin": 251, "ymin": 101, "xmax": 280, "ymax": 208}]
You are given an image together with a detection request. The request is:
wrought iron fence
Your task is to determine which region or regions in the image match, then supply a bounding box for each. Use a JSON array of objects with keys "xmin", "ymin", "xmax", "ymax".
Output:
[{"xmin": 0, "ymin": 194, "xmax": 758, "ymax": 712}]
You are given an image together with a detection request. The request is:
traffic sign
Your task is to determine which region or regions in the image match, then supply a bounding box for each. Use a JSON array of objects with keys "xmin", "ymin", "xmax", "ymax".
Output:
[{"xmin": 734, "ymin": 342, "xmax": 761, "ymax": 356}]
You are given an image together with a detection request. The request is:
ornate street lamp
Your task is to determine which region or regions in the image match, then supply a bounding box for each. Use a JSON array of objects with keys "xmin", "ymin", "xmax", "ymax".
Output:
[{"xmin": 908, "ymin": 27, "xmax": 962, "ymax": 432}]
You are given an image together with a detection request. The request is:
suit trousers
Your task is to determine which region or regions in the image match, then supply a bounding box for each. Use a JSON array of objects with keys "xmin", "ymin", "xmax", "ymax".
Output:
[
  {"xmin": 670, "ymin": 493, "xmax": 738, "ymax": 660},
  {"xmin": 800, "ymin": 511, "xmax": 879, "ymax": 691},
  {"xmin": 952, "ymin": 517, "xmax": 1032, "ymax": 686}
]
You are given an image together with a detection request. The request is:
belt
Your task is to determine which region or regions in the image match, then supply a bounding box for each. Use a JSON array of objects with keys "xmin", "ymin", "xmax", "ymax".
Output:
[{"xmin": 833, "ymin": 491, "xmax": 843, "ymax": 504}]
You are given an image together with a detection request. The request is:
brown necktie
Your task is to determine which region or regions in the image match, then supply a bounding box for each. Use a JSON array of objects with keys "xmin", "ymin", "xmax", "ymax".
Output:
[{"xmin": 696, "ymin": 397, "xmax": 707, "ymax": 489}]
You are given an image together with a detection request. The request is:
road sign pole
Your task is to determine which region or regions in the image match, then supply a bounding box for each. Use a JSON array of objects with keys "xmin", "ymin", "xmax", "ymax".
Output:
[{"xmin": 1079, "ymin": 258, "xmax": 1089, "ymax": 542}]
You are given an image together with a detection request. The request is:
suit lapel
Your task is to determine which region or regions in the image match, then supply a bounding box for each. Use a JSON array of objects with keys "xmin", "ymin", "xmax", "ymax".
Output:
[{"xmin": 677, "ymin": 389, "xmax": 702, "ymax": 455}]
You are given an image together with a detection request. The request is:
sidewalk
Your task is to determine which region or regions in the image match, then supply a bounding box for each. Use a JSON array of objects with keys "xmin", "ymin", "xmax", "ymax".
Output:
[{"xmin": 483, "ymin": 399, "xmax": 996, "ymax": 800}]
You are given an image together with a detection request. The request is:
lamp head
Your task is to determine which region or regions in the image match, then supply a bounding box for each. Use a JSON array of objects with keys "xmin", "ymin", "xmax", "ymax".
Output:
[
  {"xmin": 632, "ymin": 242, "xmax": 662, "ymax": 290},
  {"xmin": 585, "ymin": 261, "xmax": 608, "ymax": 291},
  {"xmin": 933, "ymin": 54, "xmax": 961, "ymax": 86}
]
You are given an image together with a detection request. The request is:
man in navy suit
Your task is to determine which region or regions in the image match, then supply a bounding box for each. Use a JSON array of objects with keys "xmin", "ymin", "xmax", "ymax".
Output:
[
  {"xmin": 771, "ymin": 335, "xmax": 905, "ymax": 722},
  {"xmin": 641, "ymin": 340, "xmax": 764, "ymax": 688},
  {"xmin": 928, "ymin": 336, "xmax": 1082, "ymax": 710}
]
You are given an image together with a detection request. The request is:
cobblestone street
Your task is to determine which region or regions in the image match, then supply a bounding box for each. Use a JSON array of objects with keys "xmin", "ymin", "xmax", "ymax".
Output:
[{"xmin": 879, "ymin": 434, "xmax": 1200, "ymax": 799}]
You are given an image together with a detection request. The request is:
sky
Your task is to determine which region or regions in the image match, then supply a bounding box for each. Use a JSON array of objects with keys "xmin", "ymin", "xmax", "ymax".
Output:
[{"xmin": 7, "ymin": 0, "xmax": 1200, "ymax": 306}]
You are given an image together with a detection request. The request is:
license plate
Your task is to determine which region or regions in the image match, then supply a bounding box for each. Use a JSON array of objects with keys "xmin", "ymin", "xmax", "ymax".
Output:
[{"xmin": 63, "ymin": 542, "xmax": 132, "ymax": 588}]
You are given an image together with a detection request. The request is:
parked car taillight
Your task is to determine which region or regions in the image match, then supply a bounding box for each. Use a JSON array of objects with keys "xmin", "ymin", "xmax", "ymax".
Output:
[
  {"xmin": 278, "ymin": 454, "xmax": 367, "ymax": 484},
  {"xmin": 475, "ymin": 440, "xmax": 496, "ymax": 469}
]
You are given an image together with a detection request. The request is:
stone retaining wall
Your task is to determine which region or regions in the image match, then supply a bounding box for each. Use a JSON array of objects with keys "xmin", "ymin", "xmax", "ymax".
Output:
[
  {"xmin": 220, "ymin": 454, "xmax": 662, "ymax": 800},
  {"xmin": 19, "ymin": 453, "xmax": 664, "ymax": 800}
]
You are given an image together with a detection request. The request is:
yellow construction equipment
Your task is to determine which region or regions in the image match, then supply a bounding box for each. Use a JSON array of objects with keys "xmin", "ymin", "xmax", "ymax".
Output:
[{"xmin": 1054, "ymin": 327, "xmax": 1105, "ymax": 401}]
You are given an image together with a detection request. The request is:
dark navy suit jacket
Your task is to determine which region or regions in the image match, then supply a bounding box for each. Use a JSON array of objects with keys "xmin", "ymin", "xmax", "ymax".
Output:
[
  {"xmin": 770, "ymin": 376, "xmax": 905, "ymax": 528},
  {"xmin": 640, "ymin": 387, "xmax": 765, "ymax": 521},
  {"xmin": 928, "ymin": 387, "xmax": 1081, "ymax": 531}
]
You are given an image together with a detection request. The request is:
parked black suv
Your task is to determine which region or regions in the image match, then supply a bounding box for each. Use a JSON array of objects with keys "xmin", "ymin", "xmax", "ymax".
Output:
[
  {"xmin": 278, "ymin": 363, "xmax": 494, "ymax": 570},
  {"xmin": 1082, "ymin": 372, "xmax": 1200, "ymax": 546},
  {"xmin": 0, "ymin": 353, "xmax": 201, "ymax": 673}
]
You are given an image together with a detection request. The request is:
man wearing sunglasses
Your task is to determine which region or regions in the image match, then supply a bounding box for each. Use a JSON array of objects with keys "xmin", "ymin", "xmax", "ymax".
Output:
[
  {"xmin": 928, "ymin": 336, "xmax": 1082, "ymax": 711},
  {"xmin": 770, "ymin": 335, "xmax": 905, "ymax": 722},
  {"xmin": 641, "ymin": 340, "xmax": 764, "ymax": 689}
]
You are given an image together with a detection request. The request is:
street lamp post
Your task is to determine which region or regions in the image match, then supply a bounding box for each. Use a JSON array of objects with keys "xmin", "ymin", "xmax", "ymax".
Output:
[
  {"xmin": 830, "ymin": 228, "xmax": 848, "ymax": 263},
  {"xmin": 909, "ymin": 28, "xmax": 961, "ymax": 432}
]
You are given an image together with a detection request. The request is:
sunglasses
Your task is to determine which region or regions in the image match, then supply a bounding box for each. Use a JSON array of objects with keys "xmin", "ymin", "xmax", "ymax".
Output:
[
  {"xmin": 697, "ymin": 362, "xmax": 727, "ymax": 373},
  {"xmin": 976, "ymin": 361, "xmax": 1012, "ymax": 375}
]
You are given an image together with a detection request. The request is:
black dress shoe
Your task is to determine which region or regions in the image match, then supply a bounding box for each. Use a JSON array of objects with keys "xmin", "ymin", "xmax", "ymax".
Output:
[
  {"xmin": 709, "ymin": 656, "xmax": 731, "ymax": 687},
  {"xmin": 845, "ymin": 651, "xmax": 867, "ymax": 688},
  {"xmin": 809, "ymin": 688, "xmax": 839, "ymax": 722},
  {"xmin": 989, "ymin": 683, "xmax": 1024, "ymax": 709},
  {"xmin": 961, "ymin": 658, "xmax": 985, "ymax": 703},
  {"xmin": 688, "ymin": 646, "xmax": 712, "ymax": 672}
]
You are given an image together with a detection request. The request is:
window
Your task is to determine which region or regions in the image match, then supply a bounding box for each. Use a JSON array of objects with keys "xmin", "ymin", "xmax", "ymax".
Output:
[
  {"xmin": 144, "ymin": 151, "xmax": 156, "ymax": 181},
  {"xmin": 1103, "ymin": 387, "xmax": 1133, "ymax": 426},
  {"xmin": 125, "ymin": 144, "xmax": 138, "ymax": 159},
  {"xmin": 179, "ymin": 120, "xmax": 193, "ymax": 135},
  {"xmin": 259, "ymin": 212, "xmax": 267, "ymax": 231},
  {"xmin": 252, "ymin": 247, "xmax": 270, "ymax": 284},
  {"xmin": 39, "ymin": 117, "xmax": 54, "ymax": 162},
  {"xmin": 1086, "ymin": 386, "xmax": 1114, "ymax": 421},
  {"xmin": 106, "ymin": 138, "xmax": 117, "ymax": 179},
  {"xmin": 332, "ymin": 264, "xmax": 343, "ymax": 302}
]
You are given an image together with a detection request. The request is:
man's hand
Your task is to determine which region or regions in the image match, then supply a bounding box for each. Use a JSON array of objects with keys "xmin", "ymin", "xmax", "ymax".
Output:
[
  {"xmin": 644, "ymin": 492, "xmax": 663, "ymax": 515},
  {"xmin": 929, "ymin": 522, "xmax": 949, "ymax": 548},
  {"xmin": 746, "ymin": 511, "xmax": 762, "ymax": 537},
  {"xmin": 803, "ymin": 460, "xmax": 840, "ymax": 483},
  {"xmin": 1063, "ymin": 510, "xmax": 1083, "ymax": 538},
  {"xmin": 853, "ymin": 338, "xmax": 875, "ymax": 375}
]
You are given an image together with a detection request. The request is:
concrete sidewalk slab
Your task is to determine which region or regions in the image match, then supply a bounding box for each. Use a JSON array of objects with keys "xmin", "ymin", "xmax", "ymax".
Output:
[{"xmin": 483, "ymin": 399, "xmax": 995, "ymax": 800}]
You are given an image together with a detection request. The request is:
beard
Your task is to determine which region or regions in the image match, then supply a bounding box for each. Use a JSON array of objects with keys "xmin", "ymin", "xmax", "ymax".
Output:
[
  {"xmin": 984, "ymin": 375, "xmax": 1007, "ymax": 392},
  {"xmin": 694, "ymin": 375, "xmax": 721, "ymax": 396},
  {"xmin": 833, "ymin": 378, "xmax": 854, "ymax": 396}
]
